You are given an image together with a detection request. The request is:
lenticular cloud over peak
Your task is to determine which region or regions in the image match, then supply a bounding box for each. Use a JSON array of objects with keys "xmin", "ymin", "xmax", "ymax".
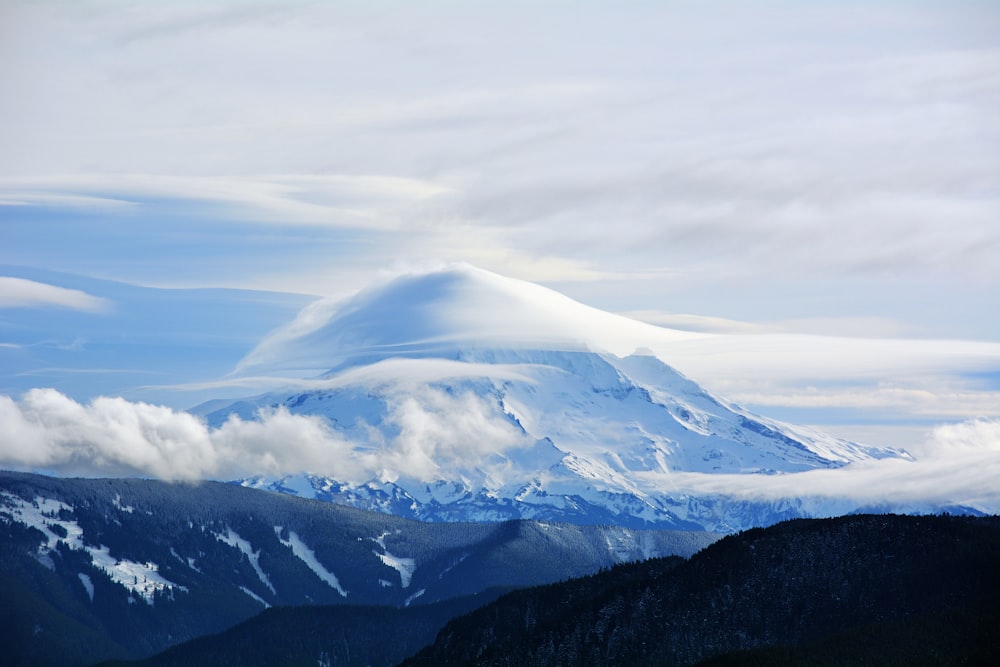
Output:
[
  {"xmin": 235, "ymin": 263, "xmax": 700, "ymax": 377},
  {"xmin": 232, "ymin": 264, "xmax": 1000, "ymax": 404}
]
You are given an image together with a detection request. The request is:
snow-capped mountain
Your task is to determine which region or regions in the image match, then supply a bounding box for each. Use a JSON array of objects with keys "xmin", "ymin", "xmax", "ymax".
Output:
[{"xmin": 198, "ymin": 265, "xmax": 912, "ymax": 532}]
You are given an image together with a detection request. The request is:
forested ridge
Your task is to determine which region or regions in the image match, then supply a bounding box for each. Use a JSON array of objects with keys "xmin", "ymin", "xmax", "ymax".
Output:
[{"xmin": 404, "ymin": 514, "xmax": 1000, "ymax": 666}]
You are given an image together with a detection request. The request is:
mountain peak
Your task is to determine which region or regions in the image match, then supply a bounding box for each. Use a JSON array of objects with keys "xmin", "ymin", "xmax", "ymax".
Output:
[
  {"xmin": 199, "ymin": 265, "xmax": 916, "ymax": 532},
  {"xmin": 236, "ymin": 264, "xmax": 696, "ymax": 376}
]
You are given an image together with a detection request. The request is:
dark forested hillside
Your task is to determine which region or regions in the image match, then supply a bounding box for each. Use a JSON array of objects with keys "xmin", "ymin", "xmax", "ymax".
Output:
[
  {"xmin": 404, "ymin": 514, "xmax": 1000, "ymax": 666},
  {"xmin": 0, "ymin": 471, "xmax": 715, "ymax": 666},
  {"xmin": 96, "ymin": 591, "xmax": 505, "ymax": 667}
]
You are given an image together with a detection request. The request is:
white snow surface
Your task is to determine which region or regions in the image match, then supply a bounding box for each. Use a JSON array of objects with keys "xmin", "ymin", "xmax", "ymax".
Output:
[
  {"xmin": 598, "ymin": 525, "xmax": 664, "ymax": 562},
  {"xmin": 79, "ymin": 573, "xmax": 94, "ymax": 602},
  {"xmin": 240, "ymin": 585, "xmax": 271, "ymax": 608},
  {"xmin": 88, "ymin": 545, "xmax": 179, "ymax": 603},
  {"xmin": 369, "ymin": 530, "xmax": 416, "ymax": 588},
  {"xmin": 215, "ymin": 528, "xmax": 276, "ymax": 595},
  {"xmin": 275, "ymin": 527, "xmax": 347, "ymax": 597},
  {"xmin": 404, "ymin": 588, "xmax": 426, "ymax": 607},
  {"xmin": 112, "ymin": 494, "xmax": 134, "ymax": 513},
  {"xmin": 375, "ymin": 551, "xmax": 416, "ymax": 589}
]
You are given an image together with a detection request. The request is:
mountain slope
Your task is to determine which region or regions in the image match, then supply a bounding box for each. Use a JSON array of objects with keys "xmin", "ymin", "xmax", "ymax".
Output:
[
  {"xmin": 198, "ymin": 265, "xmax": 911, "ymax": 532},
  {"xmin": 0, "ymin": 471, "xmax": 717, "ymax": 667},
  {"xmin": 403, "ymin": 514, "xmax": 1000, "ymax": 666},
  {"xmin": 97, "ymin": 592, "xmax": 506, "ymax": 667}
]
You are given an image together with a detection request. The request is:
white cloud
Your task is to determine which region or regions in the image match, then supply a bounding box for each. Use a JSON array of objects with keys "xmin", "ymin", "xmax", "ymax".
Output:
[
  {"xmin": 379, "ymin": 385, "xmax": 532, "ymax": 481},
  {"xmin": 727, "ymin": 383, "xmax": 1000, "ymax": 420},
  {"xmin": 0, "ymin": 389, "xmax": 358, "ymax": 480},
  {"xmin": 929, "ymin": 417, "xmax": 1000, "ymax": 446},
  {"xmin": 209, "ymin": 407, "xmax": 365, "ymax": 481},
  {"xmin": 0, "ymin": 387, "xmax": 528, "ymax": 483},
  {"xmin": 0, "ymin": 277, "xmax": 109, "ymax": 312},
  {"xmin": 661, "ymin": 334, "xmax": 1000, "ymax": 388},
  {"xmin": 640, "ymin": 418, "xmax": 1000, "ymax": 514},
  {"xmin": 163, "ymin": 358, "xmax": 538, "ymax": 401},
  {"xmin": 622, "ymin": 311, "xmax": 771, "ymax": 335},
  {"xmin": 0, "ymin": 191, "xmax": 135, "ymax": 210},
  {"xmin": 3, "ymin": 2, "xmax": 997, "ymax": 288},
  {"xmin": 0, "ymin": 389, "xmax": 218, "ymax": 479},
  {"xmin": 622, "ymin": 312, "xmax": 915, "ymax": 338},
  {"xmin": 0, "ymin": 173, "xmax": 451, "ymax": 229}
]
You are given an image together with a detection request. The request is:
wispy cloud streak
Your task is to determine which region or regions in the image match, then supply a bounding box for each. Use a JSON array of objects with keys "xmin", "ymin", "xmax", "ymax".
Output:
[
  {"xmin": 0, "ymin": 277, "xmax": 109, "ymax": 312},
  {"xmin": 645, "ymin": 419, "xmax": 1000, "ymax": 514}
]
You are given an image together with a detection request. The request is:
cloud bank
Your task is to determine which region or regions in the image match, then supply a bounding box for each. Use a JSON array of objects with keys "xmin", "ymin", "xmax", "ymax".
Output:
[
  {"xmin": 1, "ymin": 389, "xmax": 996, "ymax": 515},
  {"xmin": 652, "ymin": 418, "xmax": 1000, "ymax": 515},
  {"xmin": 0, "ymin": 388, "xmax": 528, "ymax": 483}
]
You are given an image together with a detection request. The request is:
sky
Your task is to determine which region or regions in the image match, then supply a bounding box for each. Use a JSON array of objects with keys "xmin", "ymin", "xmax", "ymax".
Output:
[{"xmin": 1, "ymin": 0, "xmax": 999, "ymax": 477}]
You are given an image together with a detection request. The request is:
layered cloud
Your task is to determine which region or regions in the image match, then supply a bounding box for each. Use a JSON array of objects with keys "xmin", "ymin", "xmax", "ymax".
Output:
[
  {"xmin": 0, "ymin": 277, "xmax": 109, "ymax": 312},
  {"xmin": 2, "ymin": 2, "xmax": 997, "ymax": 312},
  {"xmin": 0, "ymin": 173, "xmax": 451, "ymax": 229},
  {"xmin": 650, "ymin": 418, "xmax": 1000, "ymax": 514}
]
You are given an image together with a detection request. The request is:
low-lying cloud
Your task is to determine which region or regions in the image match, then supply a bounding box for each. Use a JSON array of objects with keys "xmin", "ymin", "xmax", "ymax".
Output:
[
  {"xmin": 648, "ymin": 418, "xmax": 1000, "ymax": 515},
  {"xmin": 0, "ymin": 387, "xmax": 529, "ymax": 483},
  {"xmin": 1, "ymin": 389, "xmax": 997, "ymax": 516}
]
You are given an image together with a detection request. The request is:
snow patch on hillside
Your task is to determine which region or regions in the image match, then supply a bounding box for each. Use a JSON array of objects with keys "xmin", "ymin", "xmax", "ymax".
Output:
[
  {"xmin": 376, "ymin": 551, "xmax": 416, "ymax": 588},
  {"xmin": 215, "ymin": 528, "xmax": 276, "ymax": 595},
  {"xmin": 88, "ymin": 545, "xmax": 179, "ymax": 603},
  {"xmin": 112, "ymin": 494, "xmax": 134, "ymax": 513},
  {"xmin": 240, "ymin": 585, "xmax": 270, "ymax": 608},
  {"xmin": 1, "ymin": 493, "xmax": 184, "ymax": 604},
  {"xmin": 275, "ymin": 526, "xmax": 347, "ymax": 597},
  {"xmin": 404, "ymin": 588, "xmax": 426, "ymax": 606},
  {"xmin": 79, "ymin": 573, "xmax": 94, "ymax": 602}
]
